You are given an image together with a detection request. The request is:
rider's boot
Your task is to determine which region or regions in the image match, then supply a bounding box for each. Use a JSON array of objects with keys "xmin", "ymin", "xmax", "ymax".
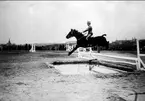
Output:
[
  {"xmin": 86, "ymin": 37, "xmax": 88, "ymax": 40},
  {"xmin": 86, "ymin": 36, "xmax": 89, "ymax": 40}
]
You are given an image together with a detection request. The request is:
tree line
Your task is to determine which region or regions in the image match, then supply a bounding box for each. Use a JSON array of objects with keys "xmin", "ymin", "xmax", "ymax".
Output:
[
  {"xmin": 0, "ymin": 44, "xmax": 66, "ymax": 51},
  {"xmin": 0, "ymin": 39, "xmax": 145, "ymax": 51},
  {"xmin": 108, "ymin": 39, "xmax": 145, "ymax": 51}
]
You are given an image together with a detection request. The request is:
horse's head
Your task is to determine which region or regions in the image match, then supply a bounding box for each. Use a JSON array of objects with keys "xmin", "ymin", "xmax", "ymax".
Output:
[
  {"xmin": 66, "ymin": 29, "xmax": 75, "ymax": 39},
  {"xmin": 66, "ymin": 29, "xmax": 83, "ymax": 39}
]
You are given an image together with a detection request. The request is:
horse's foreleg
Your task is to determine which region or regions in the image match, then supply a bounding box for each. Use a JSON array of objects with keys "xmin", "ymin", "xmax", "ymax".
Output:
[{"xmin": 68, "ymin": 46, "xmax": 78, "ymax": 56}]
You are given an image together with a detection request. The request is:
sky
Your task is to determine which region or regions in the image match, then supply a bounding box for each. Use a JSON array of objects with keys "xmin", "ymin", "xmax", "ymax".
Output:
[{"xmin": 0, "ymin": 1, "xmax": 145, "ymax": 44}]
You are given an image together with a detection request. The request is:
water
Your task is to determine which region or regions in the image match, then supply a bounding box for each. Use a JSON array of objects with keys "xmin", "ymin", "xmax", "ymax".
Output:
[{"xmin": 55, "ymin": 64, "xmax": 119, "ymax": 75}]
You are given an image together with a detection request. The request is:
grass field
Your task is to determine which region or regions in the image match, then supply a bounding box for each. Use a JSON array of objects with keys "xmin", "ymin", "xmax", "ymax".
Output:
[{"xmin": 0, "ymin": 51, "xmax": 145, "ymax": 101}]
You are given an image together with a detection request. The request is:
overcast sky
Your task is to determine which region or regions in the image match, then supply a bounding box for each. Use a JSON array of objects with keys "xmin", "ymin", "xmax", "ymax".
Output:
[{"xmin": 0, "ymin": 1, "xmax": 145, "ymax": 44}]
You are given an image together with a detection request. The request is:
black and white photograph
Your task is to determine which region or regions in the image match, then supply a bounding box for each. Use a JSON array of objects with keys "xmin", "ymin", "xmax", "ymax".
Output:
[{"xmin": 0, "ymin": 1, "xmax": 145, "ymax": 101}]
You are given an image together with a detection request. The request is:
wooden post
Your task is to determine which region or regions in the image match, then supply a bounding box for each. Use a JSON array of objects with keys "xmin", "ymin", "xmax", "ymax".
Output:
[
  {"xmin": 77, "ymin": 48, "xmax": 81, "ymax": 58},
  {"xmin": 89, "ymin": 47, "xmax": 92, "ymax": 52},
  {"xmin": 136, "ymin": 39, "xmax": 140, "ymax": 70},
  {"xmin": 97, "ymin": 46, "xmax": 100, "ymax": 53}
]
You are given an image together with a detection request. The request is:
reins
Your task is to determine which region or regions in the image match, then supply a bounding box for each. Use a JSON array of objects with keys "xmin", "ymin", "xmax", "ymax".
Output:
[{"xmin": 77, "ymin": 32, "xmax": 87, "ymax": 41}]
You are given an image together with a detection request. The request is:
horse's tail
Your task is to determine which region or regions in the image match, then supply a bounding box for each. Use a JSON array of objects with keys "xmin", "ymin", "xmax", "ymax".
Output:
[{"xmin": 102, "ymin": 34, "xmax": 107, "ymax": 37}]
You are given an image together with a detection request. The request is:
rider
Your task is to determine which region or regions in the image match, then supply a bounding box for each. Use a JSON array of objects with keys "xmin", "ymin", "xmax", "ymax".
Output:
[{"xmin": 83, "ymin": 21, "xmax": 93, "ymax": 40}]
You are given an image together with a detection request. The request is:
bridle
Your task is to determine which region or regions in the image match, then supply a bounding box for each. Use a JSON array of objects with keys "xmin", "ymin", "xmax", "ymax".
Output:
[{"xmin": 70, "ymin": 29, "xmax": 86, "ymax": 41}]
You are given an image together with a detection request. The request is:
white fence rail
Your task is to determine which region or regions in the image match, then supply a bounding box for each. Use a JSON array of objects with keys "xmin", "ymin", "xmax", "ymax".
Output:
[{"xmin": 77, "ymin": 39, "xmax": 145, "ymax": 70}]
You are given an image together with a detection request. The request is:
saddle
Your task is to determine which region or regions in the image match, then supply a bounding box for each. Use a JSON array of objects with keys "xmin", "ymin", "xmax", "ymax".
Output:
[
  {"xmin": 85, "ymin": 36, "xmax": 93, "ymax": 41},
  {"xmin": 85, "ymin": 37, "xmax": 93, "ymax": 47}
]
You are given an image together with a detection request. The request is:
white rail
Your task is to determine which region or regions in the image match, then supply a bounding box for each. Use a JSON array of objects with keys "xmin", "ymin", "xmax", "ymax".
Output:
[
  {"xmin": 77, "ymin": 39, "xmax": 145, "ymax": 70},
  {"xmin": 91, "ymin": 53, "xmax": 137, "ymax": 61}
]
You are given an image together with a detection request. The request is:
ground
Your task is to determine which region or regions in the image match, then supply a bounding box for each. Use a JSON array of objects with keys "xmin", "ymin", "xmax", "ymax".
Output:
[{"xmin": 0, "ymin": 51, "xmax": 145, "ymax": 101}]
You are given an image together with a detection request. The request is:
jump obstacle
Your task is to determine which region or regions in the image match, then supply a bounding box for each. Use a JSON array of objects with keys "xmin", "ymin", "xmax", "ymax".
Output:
[
  {"xmin": 77, "ymin": 39, "xmax": 145, "ymax": 70},
  {"xmin": 29, "ymin": 43, "xmax": 36, "ymax": 52},
  {"xmin": 77, "ymin": 47, "xmax": 92, "ymax": 58}
]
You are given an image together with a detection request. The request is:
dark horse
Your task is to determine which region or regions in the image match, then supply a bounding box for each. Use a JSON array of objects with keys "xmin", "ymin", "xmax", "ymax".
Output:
[{"xmin": 66, "ymin": 29, "xmax": 109, "ymax": 56}]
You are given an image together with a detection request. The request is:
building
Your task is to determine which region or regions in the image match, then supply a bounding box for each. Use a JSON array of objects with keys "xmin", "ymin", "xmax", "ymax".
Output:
[{"xmin": 7, "ymin": 38, "xmax": 12, "ymax": 46}]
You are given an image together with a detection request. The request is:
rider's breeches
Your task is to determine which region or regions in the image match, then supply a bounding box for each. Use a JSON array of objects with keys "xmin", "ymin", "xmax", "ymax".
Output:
[{"xmin": 86, "ymin": 33, "xmax": 93, "ymax": 38}]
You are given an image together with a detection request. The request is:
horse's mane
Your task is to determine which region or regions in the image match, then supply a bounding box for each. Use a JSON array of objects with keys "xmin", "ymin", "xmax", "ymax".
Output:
[{"xmin": 73, "ymin": 29, "xmax": 83, "ymax": 36}]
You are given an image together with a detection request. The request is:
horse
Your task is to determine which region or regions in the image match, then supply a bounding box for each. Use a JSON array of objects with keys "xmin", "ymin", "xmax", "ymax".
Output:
[{"xmin": 66, "ymin": 29, "xmax": 109, "ymax": 56}]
